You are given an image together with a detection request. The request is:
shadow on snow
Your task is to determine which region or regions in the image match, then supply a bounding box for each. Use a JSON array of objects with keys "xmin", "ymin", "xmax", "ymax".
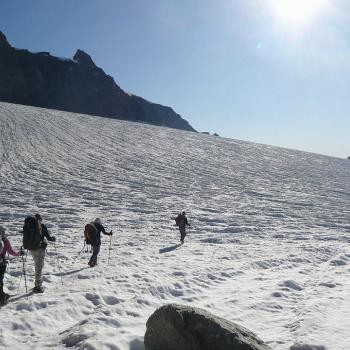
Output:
[{"xmin": 159, "ymin": 244, "xmax": 182, "ymax": 254}]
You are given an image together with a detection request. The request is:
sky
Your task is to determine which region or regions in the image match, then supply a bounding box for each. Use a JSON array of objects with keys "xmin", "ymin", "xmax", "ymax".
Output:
[{"xmin": 0, "ymin": 0, "xmax": 349, "ymax": 158}]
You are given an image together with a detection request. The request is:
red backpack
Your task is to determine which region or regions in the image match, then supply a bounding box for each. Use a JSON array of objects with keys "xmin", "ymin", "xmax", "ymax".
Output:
[{"xmin": 84, "ymin": 223, "xmax": 97, "ymax": 245}]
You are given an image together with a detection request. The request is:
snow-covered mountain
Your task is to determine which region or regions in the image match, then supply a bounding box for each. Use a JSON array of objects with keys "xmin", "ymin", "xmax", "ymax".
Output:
[{"xmin": 0, "ymin": 102, "xmax": 349, "ymax": 350}]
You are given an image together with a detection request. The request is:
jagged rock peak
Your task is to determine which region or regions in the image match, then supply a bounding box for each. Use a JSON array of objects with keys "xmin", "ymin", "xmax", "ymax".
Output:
[
  {"xmin": 73, "ymin": 49, "xmax": 96, "ymax": 68},
  {"xmin": 0, "ymin": 31, "xmax": 12, "ymax": 48}
]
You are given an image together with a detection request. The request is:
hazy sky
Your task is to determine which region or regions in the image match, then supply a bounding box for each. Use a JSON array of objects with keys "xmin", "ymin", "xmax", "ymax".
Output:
[{"xmin": 1, "ymin": 0, "xmax": 349, "ymax": 158}]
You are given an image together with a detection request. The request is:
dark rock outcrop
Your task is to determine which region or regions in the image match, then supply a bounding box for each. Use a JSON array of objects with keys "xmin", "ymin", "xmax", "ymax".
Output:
[
  {"xmin": 0, "ymin": 32, "xmax": 11, "ymax": 48},
  {"xmin": 144, "ymin": 304, "xmax": 272, "ymax": 350},
  {"xmin": 290, "ymin": 344, "xmax": 326, "ymax": 350},
  {"xmin": 0, "ymin": 31, "xmax": 195, "ymax": 132}
]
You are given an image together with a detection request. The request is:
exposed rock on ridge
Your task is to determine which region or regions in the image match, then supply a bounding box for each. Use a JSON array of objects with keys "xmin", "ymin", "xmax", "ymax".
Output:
[
  {"xmin": 0, "ymin": 31, "xmax": 195, "ymax": 131},
  {"xmin": 0, "ymin": 32, "xmax": 11, "ymax": 48}
]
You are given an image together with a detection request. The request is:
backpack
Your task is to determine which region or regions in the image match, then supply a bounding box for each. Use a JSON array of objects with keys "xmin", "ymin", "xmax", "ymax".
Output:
[
  {"xmin": 84, "ymin": 223, "xmax": 97, "ymax": 245},
  {"xmin": 23, "ymin": 216, "xmax": 42, "ymax": 250},
  {"xmin": 175, "ymin": 214, "xmax": 183, "ymax": 226}
]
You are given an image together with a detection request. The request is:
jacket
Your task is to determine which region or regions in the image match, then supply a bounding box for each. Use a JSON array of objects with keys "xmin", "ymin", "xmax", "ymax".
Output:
[
  {"xmin": 91, "ymin": 223, "xmax": 111, "ymax": 246},
  {"xmin": 0, "ymin": 239, "xmax": 20, "ymax": 265}
]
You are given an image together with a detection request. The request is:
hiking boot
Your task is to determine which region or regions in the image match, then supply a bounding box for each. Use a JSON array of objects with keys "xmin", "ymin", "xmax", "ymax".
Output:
[
  {"xmin": 88, "ymin": 262, "xmax": 96, "ymax": 268},
  {"xmin": 33, "ymin": 286, "xmax": 44, "ymax": 294}
]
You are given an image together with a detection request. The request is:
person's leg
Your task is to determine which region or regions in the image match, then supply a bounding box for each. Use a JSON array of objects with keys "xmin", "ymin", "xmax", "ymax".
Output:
[
  {"xmin": 0, "ymin": 264, "xmax": 9, "ymax": 304},
  {"xmin": 88, "ymin": 245, "xmax": 100, "ymax": 267},
  {"xmin": 0, "ymin": 264, "xmax": 6, "ymax": 300},
  {"xmin": 180, "ymin": 227, "xmax": 186, "ymax": 243},
  {"xmin": 30, "ymin": 248, "xmax": 45, "ymax": 290}
]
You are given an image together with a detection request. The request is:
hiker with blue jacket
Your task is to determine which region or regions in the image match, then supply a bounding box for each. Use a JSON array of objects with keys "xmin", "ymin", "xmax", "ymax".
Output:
[{"xmin": 86, "ymin": 218, "xmax": 113, "ymax": 267}]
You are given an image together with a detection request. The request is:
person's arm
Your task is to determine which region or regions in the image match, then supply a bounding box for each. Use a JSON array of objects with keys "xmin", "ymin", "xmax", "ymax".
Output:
[
  {"xmin": 42, "ymin": 224, "xmax": 56, "ymax": 242},
  {"xmin": 4, "ymin": 240, "xmax": 20, "ymax": 257},
  {"xmin": 100, "ymin": 224, "xmax": 113, "ymax": 236}
]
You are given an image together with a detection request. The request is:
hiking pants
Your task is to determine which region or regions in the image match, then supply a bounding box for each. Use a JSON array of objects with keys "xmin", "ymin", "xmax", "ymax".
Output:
[
  {"xmin": 30, "ymin": 248, "xmax": 45, "ymax": 288},
  {"xmin": 179, "ymin": 226, "xmax": 186, "ymax": 243},
  {"xmin": 0, "ymin": 264, "xmax": 6, "ymax": 296},
  {"xmin": 89, "ymin": 245, "xmax": 100, "ymax": 266}
]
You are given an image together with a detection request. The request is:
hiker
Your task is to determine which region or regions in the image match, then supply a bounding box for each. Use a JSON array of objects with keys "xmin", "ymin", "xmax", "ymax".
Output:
[
  {"xmin": 0, "ymin": 226, "xmax": 23, "ymax": 305},
  {"xmin": 23, "ymin": 214, "xmax": 55, "ymax": 293},
  {"xmin": 85, "ymin": 218, "xmax": 112, "ymax": 267},
  {"xmin": 174, "ymin": 212, "xmax": 191, "ymax": 244}
]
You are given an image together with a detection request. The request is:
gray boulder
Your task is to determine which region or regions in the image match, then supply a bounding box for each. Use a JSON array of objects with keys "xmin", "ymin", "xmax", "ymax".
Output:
[
  {"xmin": 144, "ymin": 304, "xmax": 272, "ymax": 350},
  {"xmin": 290, "ymin": 345, "xmax": 326, "ymax": 350}
]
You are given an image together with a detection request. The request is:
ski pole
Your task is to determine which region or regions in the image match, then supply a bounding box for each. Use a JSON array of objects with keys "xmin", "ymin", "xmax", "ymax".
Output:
[
  {"xmin": 108, "ymin": 235, "xmax": 112, "ymax": 265},
  {"xmin": 21, "ymin": 253, "xmax": 28, "ymax": 299},
  {"xmin": 53, "ymin": 242, "xmax": 64, "ymax": 286}
]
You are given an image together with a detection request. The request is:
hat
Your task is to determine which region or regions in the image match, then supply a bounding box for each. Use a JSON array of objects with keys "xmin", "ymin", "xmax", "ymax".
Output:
[
  {"xmin": 94, "ymin": 218, "xmax": 102, "ymax": 225},
  {"xmin": 35, "ymin": 213, "xmax": 42, "ymax": 221}
]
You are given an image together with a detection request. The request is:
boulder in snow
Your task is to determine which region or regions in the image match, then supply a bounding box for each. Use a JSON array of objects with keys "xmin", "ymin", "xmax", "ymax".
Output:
[
  {"xmin": 144, "ymin": 303, "xmax": 272, "ymax": 350},
  {"xmin": 290, "ymin": 344, "xmax": 326, "ymax": 350}
]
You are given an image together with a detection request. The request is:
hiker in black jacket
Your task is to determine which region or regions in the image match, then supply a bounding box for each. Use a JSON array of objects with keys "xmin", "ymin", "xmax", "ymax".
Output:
[
  {"xmin": 27, "ymin": 214, "xmax": 56, "ymax": 293},
  {"xmin": 175, "ymin": 212, "xmax": 191, "ymax": 244},
  {"xmin": 88, "ymin": 218, "xmax": 112, "ymax": 267}
]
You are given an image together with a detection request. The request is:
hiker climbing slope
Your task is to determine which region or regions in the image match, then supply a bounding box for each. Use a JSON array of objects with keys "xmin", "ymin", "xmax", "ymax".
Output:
[
  {"xmin": 174, "ymin": 212, "xmax": 191, "ymax": 244},
  {"xmin": 0, "ymin": 225, "xmax": 23, "ymax": 305},
  {"xmin": 85, "ymin": 218, "xmax": 112, "ymax": 267},
  {"xmin": 23, "ymin": 214, "xmax": 55, "ymax": 294}
]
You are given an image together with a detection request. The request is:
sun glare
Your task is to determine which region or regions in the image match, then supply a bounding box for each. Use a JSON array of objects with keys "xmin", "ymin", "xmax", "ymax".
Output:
[{"xmin": 269, "ymin": 0, "xmax": 327, "ymax": 24}]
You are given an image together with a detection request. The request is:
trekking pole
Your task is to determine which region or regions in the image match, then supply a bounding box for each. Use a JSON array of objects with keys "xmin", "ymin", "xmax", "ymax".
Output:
[
  {"xmin": 73, "ymin": 242, "xmax": 86, "ymax": 262},
  {"xmin": 17, "ymin": 250, "xmax": 27, "ymax": 293},
  {"xmin": 53, "ymin": 242, "xmax": 64, "ymax": 286},
  {"xmin": 108, "ymin": 235, "xmax": 112, "ymax": 265},
  {"xmin": 21, "ymin": 253, "xmax": 28, "ymax": 299}
]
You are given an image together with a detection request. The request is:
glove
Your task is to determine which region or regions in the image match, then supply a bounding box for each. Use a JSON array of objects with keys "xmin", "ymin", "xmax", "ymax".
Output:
[
  {"xmin": 19, "ymin": 248, "xmax": 25, "ymax": 256},
  {"xmin": 109, "ymin": 231, "xmax": 113, "ymax": 236},
  {"xmin": 49, "ymin": 236, "xmax": 56, "ymax": 242}
]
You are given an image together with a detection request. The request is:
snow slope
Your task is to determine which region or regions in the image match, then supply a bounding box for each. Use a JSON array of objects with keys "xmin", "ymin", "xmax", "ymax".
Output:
[{"xmin": 0, "ymin": 102, "xmax": 349, "ymax": 350}]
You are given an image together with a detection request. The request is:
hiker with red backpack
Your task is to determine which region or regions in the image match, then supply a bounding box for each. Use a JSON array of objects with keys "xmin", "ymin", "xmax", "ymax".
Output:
[
  {"xmin": 22, "ymin": 214, "xmax": 55, "ymax": 293},
  {"xmin": 174, "ymin": 212, "xmax": 191, "ymax": 244},
  {"xmin": 0, "ymin": 225, "xmax": 24, "ymax": 305},
  {"xmin": 84, "ymin": 218, "xmax": 113, "ymax": 267}
]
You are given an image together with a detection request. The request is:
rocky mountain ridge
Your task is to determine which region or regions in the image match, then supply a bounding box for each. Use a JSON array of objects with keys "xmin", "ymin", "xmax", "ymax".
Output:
[{"xmin": 0, "ymin": 31, "xmax": 195, "ymax": 131}]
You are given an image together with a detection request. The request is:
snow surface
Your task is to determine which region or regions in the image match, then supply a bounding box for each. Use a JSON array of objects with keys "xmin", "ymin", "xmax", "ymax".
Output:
[{"xmin": 0, "ymin": 102, "xmax": 349, "ymax": 350}]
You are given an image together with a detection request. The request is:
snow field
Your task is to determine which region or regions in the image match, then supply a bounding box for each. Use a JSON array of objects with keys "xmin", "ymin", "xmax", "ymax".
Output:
[{"xmin": 0, "ymin": 102, "xmax": 349, "ymax": 349}]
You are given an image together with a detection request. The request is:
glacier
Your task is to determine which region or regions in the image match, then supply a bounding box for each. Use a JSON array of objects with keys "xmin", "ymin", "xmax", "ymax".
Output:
[{"xmin": 0, "ymin": 102, "xmax": 349, "ymax": 349}]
